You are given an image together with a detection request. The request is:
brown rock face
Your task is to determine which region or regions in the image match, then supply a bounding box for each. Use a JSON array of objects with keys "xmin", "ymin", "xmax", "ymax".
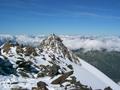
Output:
[
  {"xmin": 51, "ymin": 71, "xmax": 73, "ymax": 84},
  {"xmin": 24, "ymin": 46, "xmax": 38, "ymax": 56},
  {"xmin": 16, "ymin": 45, "xmax": 24, "ymax": 54},
  {"xmin": 37, "ymin": 81, "xmax": 48, "ymax": 88},
  {"xmin": 2, "ymin": 41, "xmax": 13, "ymax": 53},
  {"xmin": 32, "ymin": 81, "xmax": 48, "ymax": 90}
]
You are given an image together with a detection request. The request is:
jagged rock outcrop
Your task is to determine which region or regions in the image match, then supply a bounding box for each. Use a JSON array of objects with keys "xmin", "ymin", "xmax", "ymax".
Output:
[
  {"xmin": 51, "ymin": 71, "xmax": 73, "ymax": 84},
  {"xmin": 2, "ymin": 41, "xmax": 13, "ymax": 54},
  {"xmin": 40, "ymin": 34, "xmax": 80, "ymax": 64},
  {"xmin": 24, "ymin": 46, "xmax": 38, "ymax": 56},
  {"xmin": 37, "ymin": 81, "xmax": 48, "ymax": 90},
  {"xmin": 32, "ymin": 81, "xmax": 48, "ymax": 90},
  {"xmin": 16, "ymin": 45, "xmax": 24, "ymax": 54}
]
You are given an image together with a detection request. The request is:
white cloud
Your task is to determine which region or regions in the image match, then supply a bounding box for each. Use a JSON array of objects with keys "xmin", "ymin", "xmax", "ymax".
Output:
[
  {"xmin": 0, "ymin": 34, "xmax": 120, "ymax": 51},
  {"xmin": 61, "ymin": 35, "xmax": 120, "ymax": 51}
]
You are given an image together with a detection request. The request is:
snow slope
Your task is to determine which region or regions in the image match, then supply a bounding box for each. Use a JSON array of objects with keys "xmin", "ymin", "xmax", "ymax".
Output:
[
  {"xmin": 0, "ymin": 56, "xmax": 119, "ymax": 90},
  {"xmin": 74, "ymin": 59, "xmax": 120, "ymax": 90}
]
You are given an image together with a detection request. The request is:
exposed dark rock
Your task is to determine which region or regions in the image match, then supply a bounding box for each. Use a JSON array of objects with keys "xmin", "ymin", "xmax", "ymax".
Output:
[
  {"xmin": 17, "ymin": 57, "xmax": 25, "ymax": 61},
  {"xmin": 70, "ymin": 76, "xmax": 77, "ymax": 84},
  {"xmin": 37, "ymin": 65, "xmax": 50, "ymax": 78},
  {"xmin": 0, "ymin": 48, "xmax": 1, "ymax": 55},
  {"xmin": 65, "ymin": 81, "xmax": 92, "ymax": 90},
  {"xmin": 48, "ymin": 64, "xmax": 60, "ymax": 77},
  {"xmin": 65, "ymin": 76, "xmax": 92, "ymax": 90},
  {"xmin": 32, "ymin": 87, "xmax": 38, "ymax": 90},
  {"xmin": 15, "ymin": 42, "xmax": 19, "ymax": 46},
  {"xmin": 51, "ymin": 71, "xmax": 73, "ymax": 84},
  {"xmin": 16, "ymin": 46, "xmax": 24, "ymax": 54},
  {"xmin": 37, "ymin": 81, "xmax": 48, "ymax": 90},
  {"xmin": 73, "ymin": 81, "xmax": 91, "ymax": 90},
  {"xmin": 37, "ymin": 64, "xmax": 61, "ymax": 78},
  {"xmin": 32, "ymin": 81, "xmax": 48, "ymax": 90},
  {"xmin": 2, "ymin": 41, "xmax": 13, "ymax": 53},
  {"xmin": 11, "ymin": 86, "xmax": 28, "ymax": 90},
  {"xmin": 0, "ymin": 57, "xmax": 15, "ymax": 75},
  {"xmin": 18, "ymin": 71, "xmax": 30, "ymax": 78},
  {"xmin": 67, "ymin": 64, "xmax": 73, "ymax": 70},
  {"xmin": 48, "ymin": 54, "xmax": 57, "ymax": 61},
  {"xmin": 16, "ymin": 61, "xmax": 32, "ymax": 71},
  {"xmin": 39, "ymin": 48, "xmax": 43, "ymax": 53},
  {"xmin": 16, "ymin": 60, "xmax": 38, "ymax": 74},
  {"xmin": 42, "ymin": 57, "xmax": 46, "ymax": 60},
  {"xmin": 24, "ymin": 46, "xmax": 38, "ymax": 56},
  {"xmin": 37, "ymin": 72, "xmax": 46, "ymax": 78},
  {"xmin": 10, "ymin": 82, "xmax": 19, "ymax": 84},
  {"xmin": 104, "ymin": 86, "xmax": 112, "ymax": 90}
]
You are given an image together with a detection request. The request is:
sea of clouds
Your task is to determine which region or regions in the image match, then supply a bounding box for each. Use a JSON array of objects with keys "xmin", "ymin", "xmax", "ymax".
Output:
[{"xmin": 0, "ymin": 34, "xmax": 120, "ymax": 51}]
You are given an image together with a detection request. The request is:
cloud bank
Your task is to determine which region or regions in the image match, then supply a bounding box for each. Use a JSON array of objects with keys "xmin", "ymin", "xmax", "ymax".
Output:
[
  {"xmin": 0, "ymin": 34, "xmax": 120, "ymax": 51},
  {"xmin": 61, "ymin": 35, "xmax": 120, "ymax": 51}
]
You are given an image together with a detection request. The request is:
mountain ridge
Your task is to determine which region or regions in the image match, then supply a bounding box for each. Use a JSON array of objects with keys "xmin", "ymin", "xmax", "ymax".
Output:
[{"xmin": 0, "ymin": 34, "xmax": 119, "ymax": 90}]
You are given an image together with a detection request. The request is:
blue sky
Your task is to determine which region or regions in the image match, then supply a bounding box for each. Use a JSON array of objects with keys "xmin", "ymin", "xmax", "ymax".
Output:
[{"xmin": 0, "ymin": 0, "xmax": 120, "ymax": 35}]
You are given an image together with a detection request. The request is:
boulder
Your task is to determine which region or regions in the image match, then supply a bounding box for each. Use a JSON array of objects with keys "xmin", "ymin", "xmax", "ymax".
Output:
[
  {"xmin": 104, "ymin": 86, "xmax": 112, "ymax": 90},
  {"xmin": 49, "ymin": 64, "xmax": 60, "ymax": 77},
  {"xmin": 51, "ymin": 71, "xmax": 73, "ymax": 84},
  {"xmin": 37, "ymin": 81, "xmax": 48, "ymax": 90}
]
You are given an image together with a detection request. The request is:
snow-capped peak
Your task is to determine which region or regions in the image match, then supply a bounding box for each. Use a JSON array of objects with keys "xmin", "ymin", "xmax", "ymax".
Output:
[
  {"xmin": 40, "ymin": 34, "xmax": 63, "ymax": 50},
  {"xmin": 40, "ymin": 34, "xmax": 80, "ymax": 64}
]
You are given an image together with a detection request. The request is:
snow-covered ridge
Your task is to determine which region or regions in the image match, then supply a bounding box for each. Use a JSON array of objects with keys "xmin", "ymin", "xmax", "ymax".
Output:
[
  {"xmin": 0, "ymin": 34, "xmax": 120, "ymax": 90},
  {"xmin": 0, "ymin": 34, "xmax": 120, "ymax": 51}
]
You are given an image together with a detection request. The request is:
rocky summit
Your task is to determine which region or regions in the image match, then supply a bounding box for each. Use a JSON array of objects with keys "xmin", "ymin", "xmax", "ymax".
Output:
[{"xmin": 0, "ymin": 34, "xmax": 119, "ymax": 90}]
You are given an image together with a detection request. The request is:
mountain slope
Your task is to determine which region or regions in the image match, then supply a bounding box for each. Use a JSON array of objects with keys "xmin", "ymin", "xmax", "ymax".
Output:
[
  {"xmin": 0, "ymin": 34, "xmax": 119, "ymax": 90},
  {"xmin": 73, "ymin": 49, "xmax": 120, "ymax": 83}
]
